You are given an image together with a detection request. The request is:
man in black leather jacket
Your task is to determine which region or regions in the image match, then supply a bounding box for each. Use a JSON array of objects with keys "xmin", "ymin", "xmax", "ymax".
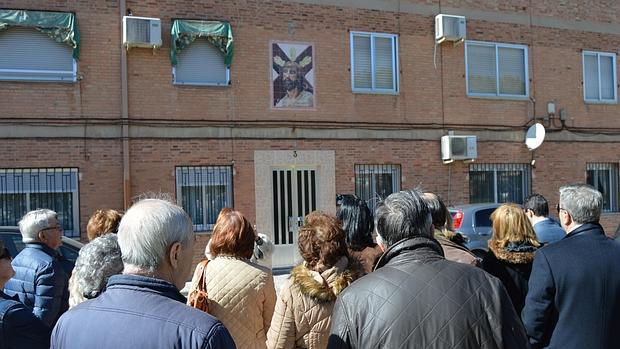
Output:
[{"xmin": 327, "ymin": 189, "xmax": 528, "ymax": 349}]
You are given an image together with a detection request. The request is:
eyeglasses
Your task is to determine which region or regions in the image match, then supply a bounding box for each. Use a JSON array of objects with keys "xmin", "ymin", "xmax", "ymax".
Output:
[
  {"xmin": 40, "ymin": 225, "xmax": 62, "ymax": 233},
  {"xmin": 0, "ymin": 247, "xmax": 11, "ymax": 260},
  {"xmin": 556, "ymin": 203, "xmax": 567, "ymax": 215}
]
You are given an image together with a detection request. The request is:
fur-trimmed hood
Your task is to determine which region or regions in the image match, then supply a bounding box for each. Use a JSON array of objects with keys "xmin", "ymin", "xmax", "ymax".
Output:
[
  {"xmin": 290, "ymin": 257, "xmax": 360, "ymax": 302},
  {"xmin": 488, "ymin": 240, "xmax": 537, "ymax": 264}
]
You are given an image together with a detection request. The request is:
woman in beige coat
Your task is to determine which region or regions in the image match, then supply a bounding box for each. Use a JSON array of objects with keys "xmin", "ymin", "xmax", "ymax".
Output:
[
  {"xmin": 267, "ymin": 212, "xmax": 360, "ymax": 349},
  {"xmin": 202, "ymin": 208, "xmax": 276, "ymax": 349}
]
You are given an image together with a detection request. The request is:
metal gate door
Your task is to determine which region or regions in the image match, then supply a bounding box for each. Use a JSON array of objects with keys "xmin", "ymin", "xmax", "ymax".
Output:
[{"xmin": 271, "ymin": 168, "xmax": 317, "ymax": 268}]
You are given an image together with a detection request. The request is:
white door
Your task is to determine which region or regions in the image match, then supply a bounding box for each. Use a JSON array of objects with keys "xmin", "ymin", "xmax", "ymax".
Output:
[{"xmin": 271, "ymin": 167, "xmax": 317, "ymax": 268}]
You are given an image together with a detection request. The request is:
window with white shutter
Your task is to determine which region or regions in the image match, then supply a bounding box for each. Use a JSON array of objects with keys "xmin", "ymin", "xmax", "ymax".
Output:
[
  {"xmin": 0, "ymin": 28, "xmax": 76, "ymax": 82},
  {"xmin": 465, "ymin": 41, "xmax": 528, "ymax": 98},
  {"xmin": 582, "ymin": 51, "xmax": 617, "ymax": 103},
  {"xmin": 350, "ymin": 31, "xmax": 398, "ymax": 93},
  {"xmin": 173, "ymin": 39, "xmax": 230, "ymax": 86}
]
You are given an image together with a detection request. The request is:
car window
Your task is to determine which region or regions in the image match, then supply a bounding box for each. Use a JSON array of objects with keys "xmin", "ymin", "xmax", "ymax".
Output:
[
  {"xmin": 474, "ymin": 208, "xmax": 495, "ymax": 227},
  {"xmin": 9, "ymin": 234, "xmax": 26, "ymax": 253},
  {"xmin": 59, "ymin": 244, "xmax": 80, "ymax": 262}
]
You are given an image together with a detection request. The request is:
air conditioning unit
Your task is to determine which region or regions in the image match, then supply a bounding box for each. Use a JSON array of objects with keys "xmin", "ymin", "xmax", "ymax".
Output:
[
  {"xmin": 122, "ymin": 16, "xmax": 162, "ymax": 48},
  {"xmin": 435, "ymin": 14, "xmax": 466, "ymax": 44},
  {"xmin": 441, "ymin": 135, "xmax": 477, "ymax": 162}
]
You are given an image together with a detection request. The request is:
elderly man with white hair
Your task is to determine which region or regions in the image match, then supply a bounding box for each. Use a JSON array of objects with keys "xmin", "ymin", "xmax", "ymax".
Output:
[
  {"xmin": 4, "ymin": 209, "xmax": 69, "ymax": 327},
  {"xmin": 51, "ymin": 198, "xmax": 236, "ymax": 349}
]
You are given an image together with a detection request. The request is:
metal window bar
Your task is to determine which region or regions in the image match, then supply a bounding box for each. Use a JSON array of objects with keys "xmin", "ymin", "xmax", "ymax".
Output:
[
  {"xmin": 586, "ymin": 163, "xmax": 619, "ymax": 212},
  {"xmin": 469, "ymin": 163, "xmax": 531, "ymax": 204},
  {"xmin": 0, "ymin": 168, "xmax": 79, "ymax": 237},
  {"xmin": 354, "ymin": 164, "xmax": 402, "ymax": 212},
  {"xmin": 175, "ymin": 166, "xmax": 233, "ymax": 232}
]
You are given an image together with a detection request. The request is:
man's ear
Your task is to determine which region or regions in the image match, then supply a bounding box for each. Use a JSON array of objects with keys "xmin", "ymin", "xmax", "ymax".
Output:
[
  {"xmin": 168, "ymin": 242, "xmax": 183, "ymax": 269},
  {"xmin": 38, "ymin": 231, "xmax": 47, "ymax": 243}
]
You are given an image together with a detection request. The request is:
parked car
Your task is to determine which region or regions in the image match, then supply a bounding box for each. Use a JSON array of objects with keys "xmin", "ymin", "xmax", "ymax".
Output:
[
  {"xmin": 449, "ymin": 203, "xmax": 501, "ymax": 258},
  {"xmin": 0, "ymin": 226, "xmax": 83, "ymax": 274}
]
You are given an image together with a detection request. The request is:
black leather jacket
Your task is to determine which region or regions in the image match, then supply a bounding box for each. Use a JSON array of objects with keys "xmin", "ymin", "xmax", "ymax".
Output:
[{"xmin": 328, "ymin": 236, "xmax": 529, "ymax": 349}]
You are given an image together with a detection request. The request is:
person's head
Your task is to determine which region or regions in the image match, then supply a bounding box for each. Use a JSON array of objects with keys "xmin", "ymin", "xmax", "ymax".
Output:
[
  {"xmin": 523, "ymin": 194, "xmax": 549, "ymax": 219},
  {"xmin": 336, "ymin": 194, "xmax": 374, "ymax": 250},
  {"xmin": 422, "ymin": 192, "xmax": 452, "ymax": 231},
  {"xmin": 71, "ymin": 234, "xmax": 123, "ymax": 304},
  {"xmin": 87, "ymin": 209, "xmax": 123, "ymax": 241},
  {"xmin": 558, "ymin": 184, "xmax": 603, "ymax": 230},
  {"xmin": 282, "ymin": 61, "xmax": 304, "ymax": 92},
  {"xmin": 209, "ymin": 208, "xmax": 256, "ymax": 260},
  {"xmin": 0, "ymin": 240, "xmax": 14, "ymax": 288},
  {"xmin": 18, "ymin": 209, "xmax": 63, "ymax": 250},
  {"xmin": 374, "ymin": 189, "xmax": 433, "ymax": 248},
  {"xmin": 117, "ymin": 198, "xmax": 194, "ymax": 289},
  {"xmin": 298, "ymin": 211, "xmax": 348, "ymax": 273},
  {"xmin": 490, "ymin": 204, "xmax": 540, "ymax": 248}
]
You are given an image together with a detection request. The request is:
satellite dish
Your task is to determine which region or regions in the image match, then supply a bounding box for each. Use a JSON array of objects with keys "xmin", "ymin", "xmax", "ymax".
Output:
[{"xmin": 525, "ymin": 123, "xmax": 546, "ymax": 150}]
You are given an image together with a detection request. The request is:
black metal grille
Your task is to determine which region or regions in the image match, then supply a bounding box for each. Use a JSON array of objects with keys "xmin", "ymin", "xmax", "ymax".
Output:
[
  {"xmin": 0, "ymin": 168, "xmax": 79, "ymax": 237},
  {"xmin": 176, "ymin": 166, "xmax": 233, "ymax": 231},
  {"xmin": 469, "ymin": 163, "xmax": 531, "ymax": 204},
  {"xmin": 354, "ymin": 164, "xmax": 401, "ymax": 212},
  {"xmin": 586, "ymin": 163, "xmax": 619, "ymax": 212},
  {"xmin": 272, "ymin": 169, "xmax": 316, "ymax": 245}
]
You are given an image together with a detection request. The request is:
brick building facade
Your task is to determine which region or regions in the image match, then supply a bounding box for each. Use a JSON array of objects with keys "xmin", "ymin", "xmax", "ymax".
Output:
[{"xmin": 1, "ymin": 0, "xmax": 619, "ymax": 266}]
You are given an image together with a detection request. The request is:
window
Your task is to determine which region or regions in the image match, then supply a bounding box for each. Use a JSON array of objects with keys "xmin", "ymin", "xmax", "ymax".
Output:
[
  {"xmin": 0, "ymin": 168, "xmax": 80, "ymax": 237},
  {"xmin": 354, "ymin": 164, "xmax": 401, "ymax": 211},
  {"xmin": 582, "ymin": 51, "xmax": 617, "ymax": 103},
  {"xmin": 173, "ymin": 39, "xmax": 230, "ymax": 86},
  {"xmin": 350, "ymin": 31, "xmax": 399, "ymax": 93},
  {"xmin": 176, "ymin": 166, "xmax": 233, "ymax": 231},
  {"xmin": 465, "ymin": 41, "xmax": 528, "ymax": 98},
  {"xmin": 586, "ymin": 163, "xmax": 618, "ymax": 212},
  {"xmin": 469, "ymin": 163, "xmax": 531, "ymax": 204}
]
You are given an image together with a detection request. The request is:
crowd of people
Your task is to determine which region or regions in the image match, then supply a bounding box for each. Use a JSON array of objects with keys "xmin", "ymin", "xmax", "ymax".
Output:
[{"xmin": 1, "ymin": 183, "xmax": 619, "ymax": 348}]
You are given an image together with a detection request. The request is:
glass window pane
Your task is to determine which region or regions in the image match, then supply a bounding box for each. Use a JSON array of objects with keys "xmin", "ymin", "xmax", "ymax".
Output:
[
  {"xmin": 467, "ymin": 44, "xmax": 497, "ymax": 94},
  {"xmin": 498, "ymin": 47, "xmax": 526, "ymax": 95},
  {"xmin": 584, "ymin": 54, "xmax": 600, "ymax": 100},
  {"xmin": 181, "ymin": 185, "xmax": 204, "ymax": 226},
  {"xmin": 374, "ymin": 36, "xmax": 394, "ymax": 90},
  {"xmin": 497, "ymin": 170, "xmax": 524, "ymax": 203},
  {"xmin": 355, "ymin": 165, "xmax": 401, "ymax": 212},
  {"xmin": 0, "ymin": 193, "xmax": 27, "ymax": 226},
  {"xmin": 353, "ymin": 35, "xmax": 372, "ymax": 89},
  {"xmin": 469, "ymin": 171, "xmax": 495, "ymax": 203},
  {"xmin": 600, "ymin": 55, "xmax": 615, "ymax": 100}
]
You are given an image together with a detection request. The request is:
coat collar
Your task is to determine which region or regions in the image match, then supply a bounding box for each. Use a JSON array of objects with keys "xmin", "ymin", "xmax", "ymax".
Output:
[
  {"xmin": 107, "ymin": 274, "xmax": 186, "ymax": 303},
  {"xmin": 25, "ymin": 242, "xmax": 59, "ymax": 258},
  {"xmin": 374, "ymin": 236, "xmax": 444, "ymax": 271},
  {"xmin": 291, "ymin": 257, "xmax": 360, "ymax": 302},
  {"xmin": 564, "ymin": 222, "xmax": 604, "ymax": 239},
  {"xmin": 0, "ymin": 290, "xmax": 19, "ymax": 301},
  {"xmin": 487, "ymin": 240, "xmax": 536, "ymax": 264}
]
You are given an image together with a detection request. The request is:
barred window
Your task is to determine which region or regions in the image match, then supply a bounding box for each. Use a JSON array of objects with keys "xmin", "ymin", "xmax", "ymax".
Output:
[
  {"xmin": 469, "ymin": 163, "xmax": 531, "ymax": 204},
  {"xmin": 175, "ymin": 166, "xmax": 233, "ymax": 232},
  {"xmin": 586, "ymin": 163, "xmax": 618, "ymax": 212},
  {"xmin": 0, "ymin": 168, "xmax": 80, "ymax": 237},
  {"xmin": 354, "ymin": 164, "xmax": 401, "ymax": 211}
]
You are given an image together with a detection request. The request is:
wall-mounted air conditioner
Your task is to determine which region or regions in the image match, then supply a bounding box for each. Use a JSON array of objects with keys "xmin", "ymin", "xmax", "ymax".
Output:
[
  {"xmin": 435, "ymin": 14, "xmax": 466, "ymax": 44},
  {"xmin": 441, "ymin": 135, "xmax": 477, "ymax": 163},
  {"xmin": 122, "ymin": 16, "xmax": 162, "ymax": 49}
]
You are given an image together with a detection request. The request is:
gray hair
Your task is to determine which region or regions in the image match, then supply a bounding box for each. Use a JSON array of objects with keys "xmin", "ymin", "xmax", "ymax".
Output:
[
  {"xmin": 69, "ymin": 234, "xmax": 123, "ymax": 307},
  {"xmin": 18, "ymin": 209, "xmax": 57, "ymax": 243},
  {"xmin": 374, "ymin": 189, "xmax": 433, "ymax": 247},
  {"xmin": 559, "ymin": 184, "xmax": 603, "ymax": 224},
  {"xmin": 117, "ymin": 198, "xmax": 193, "ymax": 273}
]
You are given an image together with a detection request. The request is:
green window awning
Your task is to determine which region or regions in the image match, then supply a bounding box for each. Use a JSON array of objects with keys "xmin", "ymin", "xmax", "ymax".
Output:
[
  {"xmin": 170, "ymin": 19, "xmax": 233, "ymax": 67},
  {"xmin": 0, "ymin": 9, "xmax": 80, "ymax": 59}
]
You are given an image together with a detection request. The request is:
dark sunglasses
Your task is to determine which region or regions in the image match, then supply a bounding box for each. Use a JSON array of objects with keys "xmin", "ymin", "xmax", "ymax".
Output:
[{"xmin": 0, "ymin": 247, "xmax": 11, "ymax": 260}]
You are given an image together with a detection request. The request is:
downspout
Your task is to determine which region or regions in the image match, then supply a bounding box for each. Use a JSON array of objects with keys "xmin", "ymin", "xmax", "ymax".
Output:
[{"xmin": 120, "ymin": 0, "xmax": 131, "ymax": 209}]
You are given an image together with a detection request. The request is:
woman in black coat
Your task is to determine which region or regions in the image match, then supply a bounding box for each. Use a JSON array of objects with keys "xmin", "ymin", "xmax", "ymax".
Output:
[{"xmin": 482, "ymin": 203, "xmax": 540, "ymax": 314}]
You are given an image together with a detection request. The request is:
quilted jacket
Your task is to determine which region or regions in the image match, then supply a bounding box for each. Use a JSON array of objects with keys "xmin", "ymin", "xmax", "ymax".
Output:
[
  {"xmin": 266, "ymin": 257, "xmax": 360, "ymax": 349},
  {"xmin": 4, "ymin": 243, "xmax": 69, "ymax": 327},
  {"xmin": 0, "ymin": 291, "xmax": 50, "ymax": 349},
  {"xmin": 434, "ymin": 229, "xmax": 479, "ymax": 266},
  {"xmin": 204, "ymin": 256, "xmax": 276, "ymax": 349},
  {"xmin": 327, "ymin": 237, "xmax": 529, "ymax": 349}
]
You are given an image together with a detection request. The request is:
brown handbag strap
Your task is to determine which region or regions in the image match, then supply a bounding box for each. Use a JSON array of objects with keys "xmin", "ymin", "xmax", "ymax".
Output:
[{"xmin": 193, "ymin": 259, "xmax": 210, "ymax": 290}]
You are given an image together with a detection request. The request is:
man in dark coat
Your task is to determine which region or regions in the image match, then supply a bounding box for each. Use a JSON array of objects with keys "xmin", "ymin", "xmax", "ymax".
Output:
[
  {"xmin": 327, "ymin": 189, "xmax": 528, "ymax": 349},
  {"xmin": 4, "ymin": 209, "xmax": 69, "ymax": 327},
  {"xmin": 522, "ymin": 184, "xmax": 620, "ymax": 349},
  {"xmin": 524, "ymin": 194, "xmax": 565, "ymax": 244},
  {"xmin": 52, "ymin": 198, "xmax": 236, "ymax": 349}
]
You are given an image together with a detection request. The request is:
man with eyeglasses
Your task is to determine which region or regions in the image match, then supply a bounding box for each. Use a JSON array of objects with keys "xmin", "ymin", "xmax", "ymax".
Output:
[
  {"xmin": 4, "ymin": 209, "xmax": 69, "ymax": 328},
  {"xmin": 522, "ymin": 184, "xmax": 620, "ymax": 349}
]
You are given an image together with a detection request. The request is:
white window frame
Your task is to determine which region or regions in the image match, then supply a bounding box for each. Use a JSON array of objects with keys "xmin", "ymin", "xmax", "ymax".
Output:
[
  {"xmin": 465, "ymin": 40, "xmax": 529, "ymax": 99},
  {"xmin": 582, "ymin": 51, "xmax": 617, "ymax": 104},
  {"xmin": 0, "ymin": 28, "xmax": 77, "ymax": 83},
  {"xmin": 175, "ymin": 166, "xmax": 234, "ymax": 232},
  {"xmin": 172, "ymin": 40, "xmax": 230, "ymax": 87},
  {"xmin": 0, "ymin": 168, "xmax": 80, "ymax": 237},
  {"xmin": 350, "ymin": 31, "xmax": 399, "ymax": 94}
]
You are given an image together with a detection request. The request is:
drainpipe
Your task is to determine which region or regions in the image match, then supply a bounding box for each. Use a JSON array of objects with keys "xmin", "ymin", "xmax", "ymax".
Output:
[{"xmin": 120, "ymin": 0, "xmax": 131, "ymax": 209}]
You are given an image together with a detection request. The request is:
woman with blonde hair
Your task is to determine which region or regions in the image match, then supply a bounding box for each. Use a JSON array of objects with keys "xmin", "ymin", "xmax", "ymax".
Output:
[
  {"xmin": 267, "ymin": 212, "xmax": 360, "ymax": 349},
  {"xmin": 198, "ymin": 208, "xmax": 276, "ymax": 349},
  {"xmin": 482, "ymin": 203, "xmax": 540, "ymax": 314}
]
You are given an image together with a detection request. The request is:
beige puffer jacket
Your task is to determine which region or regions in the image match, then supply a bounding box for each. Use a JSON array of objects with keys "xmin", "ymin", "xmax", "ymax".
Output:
[
  {"xmin": 204, "ymin": 256, "xmax": 276, "ymax": 349},
  {"xmin": 266, "ymin": 257, "xmax": 360, "ymax": 349}
]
